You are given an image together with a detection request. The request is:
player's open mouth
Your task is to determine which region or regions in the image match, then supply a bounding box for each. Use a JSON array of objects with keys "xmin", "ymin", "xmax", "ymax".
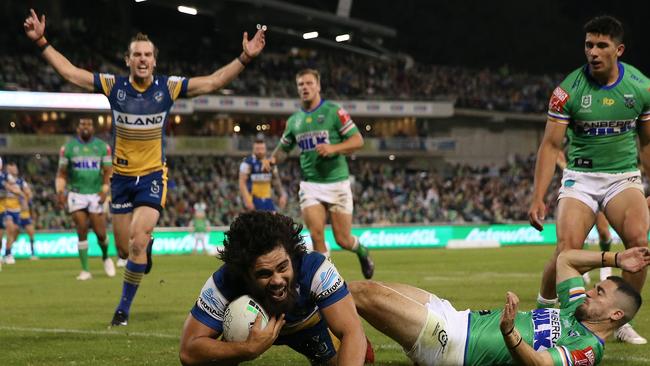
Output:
[{"xmin": 269, "ymin": 287, "xmax": 287, "ymax": 301}]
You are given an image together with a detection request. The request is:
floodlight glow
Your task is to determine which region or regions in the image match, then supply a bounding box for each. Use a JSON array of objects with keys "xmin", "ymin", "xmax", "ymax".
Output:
[
  {"xmin": 335, "ymin": 34, "xmax": 350, "ymax": 42},
  {"xmin": 303, "ymin": 31, "xmax": 319, "ymax": 40},
  {"xmin": 177, "ymin": 6, "xmax": 197, "ymax": 15},
  {"xmin": 135, "ymin": 0, "xmax": 147, "ymax": 3}
]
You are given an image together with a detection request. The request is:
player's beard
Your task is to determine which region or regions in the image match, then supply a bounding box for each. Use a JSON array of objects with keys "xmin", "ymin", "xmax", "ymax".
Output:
[
  {"xmin": 575, "ymin": 304, "xmax": 589, "ymax": 321},
  {"xmin": 248, "ymin": 278, "xmax": 298, "ymax": 317}
]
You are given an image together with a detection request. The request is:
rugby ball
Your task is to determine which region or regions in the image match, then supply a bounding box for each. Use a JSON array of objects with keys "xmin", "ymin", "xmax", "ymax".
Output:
[{"xmin": 222, "ymin": 295, "xmax": 269, "ymax": 342}]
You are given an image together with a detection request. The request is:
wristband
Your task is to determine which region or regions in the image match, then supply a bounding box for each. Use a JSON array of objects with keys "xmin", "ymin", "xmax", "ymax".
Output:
[
  {"xmin": 508, "ymin": 336, "xmax": 523, "ymax": 349},
  {"xmin": 602, "ymin": 251, "xmax": 617, "ymax": 267},
  {"xmin": 503, "ymin": 326, "xmax": 515, "ymax": 336},
  {"xmin": 601, "ymin": 251, "xmax": 606, "ymax": 267},
  {"xmin": 35, "ymin": 36, "xmax": 50, "ymax": 50},
  {"xmin": 614, "ymin": 252, "xmax": 619, "ymax": 268},
  {"xmin": 237, "ymin": 53, "xmax": 251, "ymax": 66}
]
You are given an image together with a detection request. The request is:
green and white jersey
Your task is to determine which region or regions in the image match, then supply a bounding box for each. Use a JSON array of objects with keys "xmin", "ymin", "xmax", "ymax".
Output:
[
  {"xmin": 280, "ymin": 100, "xmax": 359, "ymax": 183},
  {"xmin": 548, "ymin": 62, "xmax": 650, "ymax": 173},
  {"xmin": 192, "ymin": 217, "xmax": 209, "ymax": 233},
  {"xmin": 465, "ymin": 277, "xmax": 603, "ymax": 366},
  {"xmin": 58, "ymin": 137, "xmax": 112, "ymax": 194}
]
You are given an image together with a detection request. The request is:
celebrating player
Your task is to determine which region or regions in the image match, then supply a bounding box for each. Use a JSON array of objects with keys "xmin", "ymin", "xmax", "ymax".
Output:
[
  {"xmin": 56, "ymin": 118, "xmax": 114, "ymax": 281},
  {"xmin": 24, "ymin": 8, "xmax": 266, "ymax": 325},
  {"xmin": 528, "ymin": 15, "xmax": 650, "ymax": 343},
  {"xmin": 239, "ymin": 138, "xmax": 287, "ymax": 212},
  {"xmin": 180, "ymin": 211, "xmax": 370, "ymax": 365},
  {"xmin": 266, "ymin": 69, "xmax": 374, "ymax": 279},
  {"xmin": 350, "ymin": 247, "xmax": 649, "ymax": 365}
]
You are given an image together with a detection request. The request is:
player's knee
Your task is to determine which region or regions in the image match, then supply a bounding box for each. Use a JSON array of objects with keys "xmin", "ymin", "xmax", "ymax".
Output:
[
  {"xmin": 623, "ymin": 232, "xmax": 648, "ymax": 248},
  {"xmin": 333, "ymin": 233, "xmax": 352, "ymax": 247}
]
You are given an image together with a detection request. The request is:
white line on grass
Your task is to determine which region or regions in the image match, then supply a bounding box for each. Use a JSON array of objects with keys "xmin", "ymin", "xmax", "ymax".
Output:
[{"xmin": 0, "ymin": 325, "xmax": 177, "ymax": 339}]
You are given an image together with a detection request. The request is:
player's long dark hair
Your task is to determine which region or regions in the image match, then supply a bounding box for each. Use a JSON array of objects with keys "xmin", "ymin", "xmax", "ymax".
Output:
[{"xmin": 219, "ymin": 211, "xmax": 307, "ymax": 280}]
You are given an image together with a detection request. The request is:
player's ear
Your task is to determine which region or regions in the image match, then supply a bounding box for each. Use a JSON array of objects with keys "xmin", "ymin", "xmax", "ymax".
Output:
[
  {"xmin": 610, "ymin": 308, "xmax": 625, "ymax": 322},
  {"xmin": 616, "ymin": 43, "xmax": 625, "ymax": 57}
]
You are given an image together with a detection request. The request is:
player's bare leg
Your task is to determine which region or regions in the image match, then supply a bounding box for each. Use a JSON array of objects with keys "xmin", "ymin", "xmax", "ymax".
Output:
[
  {"xmin": 72, "ymin": 210, "xmax": 92, "ymax": 280},
  {"xmin": 603, "ymin": 188, "xmax": 649, "ymax": 344},
  {"xmin": 113, "ymin": 213, "xmax": 131, "ymax": 267},
  {"xmin": 3, "ymin": 219, "xmax": 18, "ymax": 264},
  {"xmin": 349, "ymin": 281, "xmax": 427, "ymax": 350},
  {"xmin": 331, "ymin": 210, "xmax": 374, "ymax": 279},
  {"xmin": 538, "ymin": 198, "xmax": 594, "ymax": 307},
  {"xmin": 89, "ymin": 212, "xmax": 114, "ymax": 277},
  {"xmin": 302, "ymin": 204, "xmax": 328, "ymax": 254},
  {"xmin": 26, "ymin": 224, "xmax": 37, "ymax": 259},
  {"xmin": 595, "ymin": 211, "xmax": 613, "ymax": 281}
]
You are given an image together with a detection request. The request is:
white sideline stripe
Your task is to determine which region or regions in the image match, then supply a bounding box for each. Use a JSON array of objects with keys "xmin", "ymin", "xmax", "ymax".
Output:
[{"xmin": 0, "ymin": 326, "xmax": 177, "ymax": 339}]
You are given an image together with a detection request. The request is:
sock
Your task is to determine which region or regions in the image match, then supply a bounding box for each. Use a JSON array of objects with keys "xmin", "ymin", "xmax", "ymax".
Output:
[
  {"xmin": 30, "ymin": 239, "xmax": 35, "ymax": 256},
  {"xmin": 78, "ymin": 240, "xmax": 89, "ymax": 271},
  {"xmin": 98, "ymin": 238, "xmax": 109, "ymax": 261},
  {"xmin": 117, "ymin": 260, "xmax": 147, "ymax": 315},
  {"xmin": 5, "ymin": 247, "xmax": 11, "ymax": 256},
  {"xmin": 349, "ymin": 236, "xmax": 369, "ymax": 257},
  {"xmin": 598, "ymin": 238, "xmax": 612, "ymax": 252},
  {"xmin": 536, "ymin": 293, "xmax": 557, "ymax": 309}
]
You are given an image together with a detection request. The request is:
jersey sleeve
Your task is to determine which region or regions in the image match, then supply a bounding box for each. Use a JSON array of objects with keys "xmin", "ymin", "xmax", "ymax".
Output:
[
  {"xmin": 547, "ymin": 343, "xmax": 601, "ymax": 366},
  {"xmin": 239, "ymin": 159, "xmax": 251, "ymax": 174},
  {"xmin": 190, "ymin": 274, "xmax": 228, "ymax": 333},
  {"xmin": 556, "ymin": 277, "xmax": 586, "ymax": 312},
  {"xmin": 547, "ymin": 85, "xmax": 572, "ymax": 125},
  {"xmin": 309, "ymin": 256, "xmax": 349, "ymax": 308},
  {"xmin": 279, "ymin": 119, "xmax": 296, "ymax": 152},
  {"xmin": 166, "ymin": 76, "xmax": 189, "ymax": 100},
  {"xmin": 637, "ymin": 74, "xmax": 650, "ymax": 123},
  {"xmin": 94, "ymin": 73, "xmax": 116, "ymax": 96},
  {"xmin": 335, "ymin": 106, "xmax": 359, "ymax": 138},
  {"xmin": 58, "ymin": 145, "xmax": 69, "ymax": 167},
  {"xmin": 102, "ymin": 143, "xmax": 112, "ymax": 166}
]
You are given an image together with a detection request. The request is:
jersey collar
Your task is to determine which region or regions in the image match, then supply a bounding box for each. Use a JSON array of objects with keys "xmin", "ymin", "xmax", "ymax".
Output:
[
  {"xmin": 75, "ymin": 136, "xmax": 95, "ymax": 145},
  {"xmin": 584, "ymin": 62, "xmax": 624, "ymax": 90},
  {"xmin": 578, "ymin": 321, "xmax": 606, "ymax": 345},
  {"xmin": 301, "ymin": 99, "xmax": 325, "ymax": 114}
]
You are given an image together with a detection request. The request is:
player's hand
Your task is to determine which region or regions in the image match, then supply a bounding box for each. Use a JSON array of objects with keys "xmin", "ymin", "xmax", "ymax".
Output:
[
  {"xmin": 617, "ymin": 247, "xmax": 650, "ymax": 273},
  {"xmin": 244, "ymin": 198, "xmax": 255, "ymax": 211},
  {"xmin": 24, "ymin": 9, "xmax": 46, "ymax": 41},
  {"xmin": 528, "ymin": 199, "xmax": 546, "ymax": 231},
  {"xmin": 261, "ymin": 157, "xmax": 275, "ymax": 172},
  {"xmin": 98, "ymin": 191, "xmax": 107, "ymax": 204},
  {"xmin": 315, "ymin": 144, "xmax": 336, "ymax": 157},
  {"xmin": 242, "ymin": 26, "xmax": 266, "ymax": 59},
  {"xmin": 56, "ymin": 192, "xmax": 66, "ymax": 210},
  {"xmin": 499, "ymin": 291, "xmax": 519, "ymax": 335},
  {"xmin": 246, "ymin": 313, "xmax": 285, "ymax": 358},
  {"xmin": 278, "ymin": 194, "xmax": 288, "ymax": 210}
]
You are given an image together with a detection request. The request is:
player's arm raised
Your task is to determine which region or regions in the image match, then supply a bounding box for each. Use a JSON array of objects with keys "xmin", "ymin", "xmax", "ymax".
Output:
[
  {"xmin": 528, "ymin": 120, "xmax": 566, "ymax": 231},
  {"xmin": 320, "ymin": 294, "xmax": 367, "ymax": 366},
  {"xmin": 23, "ymin": 9, "xmax": 94, "ymax": 91},
  {"xmin": 556, "ymin": 248, "xmax": 650, "ymax": 284},
  {"xmin": 499, "ymin": 292, "xmax": 554, "ymax": 366},
  {"xmin": 179, "ymin": 312, "xmax": 283, "ymax": 365},
  {"xmin": 186, "ymin": 28, "xmax": 266, "ymax": 97}
]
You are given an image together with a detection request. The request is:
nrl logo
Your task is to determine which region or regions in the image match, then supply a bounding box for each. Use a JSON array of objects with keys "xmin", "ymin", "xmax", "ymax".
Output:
[
  {"xmin": 581, "ymin": 95, "xmax": 592, "ymax": 108},
  {"xmin": 623, "ymin": 94, "xmax": 635, "ymax": 108}
]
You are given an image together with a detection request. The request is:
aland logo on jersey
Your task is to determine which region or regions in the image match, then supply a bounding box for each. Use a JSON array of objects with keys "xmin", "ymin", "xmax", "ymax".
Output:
[{"xmin": 114, "ymin": 111, "xmax": 167, "ymax": 129}]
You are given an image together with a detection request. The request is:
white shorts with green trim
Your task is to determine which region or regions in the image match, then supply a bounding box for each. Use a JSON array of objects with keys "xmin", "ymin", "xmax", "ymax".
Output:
[
  {"xmin": 298, "ymin": 179, "xmax": 354, "ymax": 214},
  {"xmin": 558, "ymin": 169, "xmax": 643, "ymax": 213},
  {"xmin": 68, "ymin": 192, "xmax": 103, "ymax": 214},
  {"xmin": 405, "ymin": 294, "xmax": 469, "ymax": 366}
]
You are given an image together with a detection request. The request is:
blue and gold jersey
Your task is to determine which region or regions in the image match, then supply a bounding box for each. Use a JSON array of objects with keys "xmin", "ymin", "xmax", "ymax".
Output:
[
  {"xmin": 191, "ymin": 252, "xmax": 348, "ymax": 335},
  {"xmin": 94, "ymin": 73, "xmax": 188, "ymax": 176},
  {"xmin": 4, "ymin": 174, "xmax": 22, "ymax": 213},
  {"xmin": 239, "ymin": 155, "xmax": 274, "ymax": 199}
]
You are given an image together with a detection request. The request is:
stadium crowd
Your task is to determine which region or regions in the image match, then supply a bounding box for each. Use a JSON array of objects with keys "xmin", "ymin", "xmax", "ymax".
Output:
[{"xmin": 9, "ymin": 153, "xmax": 563, "ymax": 230}]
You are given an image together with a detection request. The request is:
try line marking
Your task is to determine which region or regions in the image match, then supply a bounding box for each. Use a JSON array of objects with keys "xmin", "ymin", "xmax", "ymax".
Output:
[{"xmin": 0, "ymin": 325, "xmax": 177, "ymax": 339}]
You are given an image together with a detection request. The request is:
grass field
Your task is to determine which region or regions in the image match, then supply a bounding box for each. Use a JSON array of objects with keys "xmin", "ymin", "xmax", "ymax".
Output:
[{"xmin": 1, "ymin": 244, "xmax": 648, "ymax": 365}]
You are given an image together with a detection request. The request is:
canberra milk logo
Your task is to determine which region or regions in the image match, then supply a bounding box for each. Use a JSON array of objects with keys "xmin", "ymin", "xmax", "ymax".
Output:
[
  {"xmin": 359, "ymin": 229, "xmax": 440, "ymax": 247},
  {"xmin": 465, "ymin": 227, "xmax": 544, "ymax": 243}
]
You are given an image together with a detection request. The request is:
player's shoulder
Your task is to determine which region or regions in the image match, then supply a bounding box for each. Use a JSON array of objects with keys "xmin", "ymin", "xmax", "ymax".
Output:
[
  {"xmin": 621, "ymin": 62, "xmax": 650, "ymax": 87},
  {"xmin": 557, "ymin": 65, "xmax": 589, "ymax": 93}
]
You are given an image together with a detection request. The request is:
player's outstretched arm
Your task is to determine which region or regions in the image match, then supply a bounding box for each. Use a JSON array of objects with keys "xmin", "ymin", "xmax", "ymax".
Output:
[
  {"xmin": 500, "ymin": 292, "xmax": 554, "ymax": 366},
  {"xmin": 186, "ymin": 27, "xmax": 266, "ymax": 97},
  {"xmin": 528, "ymin": 120, "xmax": 566, "ymax": 231},
  {"xmin": 23, "ymin": 9, "xmax": 94, "ymax": 91},
  {"xmin": 321, "ymin": 294, "xmax": 367, "ymax": 366},
  {"xmin": 179, "ymin": 313, "xmax": 284, "ymax": 365},
  {"xmin": 556, "ymin": 248, "xmax": 650, "ymax": 284}
]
